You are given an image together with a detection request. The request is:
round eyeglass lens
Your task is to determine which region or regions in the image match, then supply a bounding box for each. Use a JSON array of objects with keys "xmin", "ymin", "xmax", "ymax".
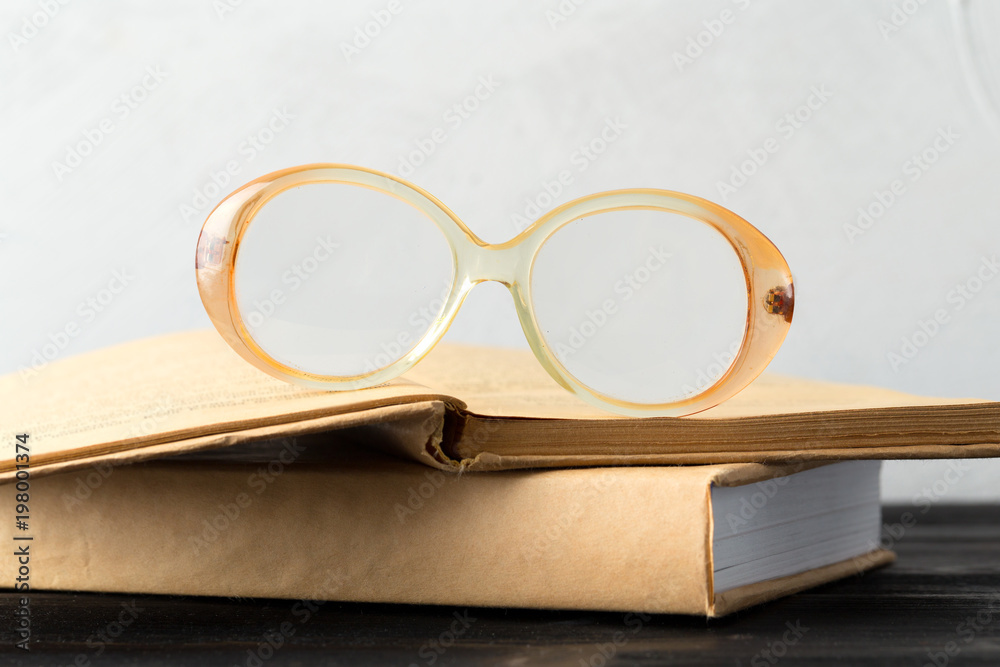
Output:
[
  {"xmin": 530, "ymin": 208, "xmax": 748, "ymax": 405},
  {"xmin": 233, "ymin": 181, "xmax": 455, "ymax": 377}
]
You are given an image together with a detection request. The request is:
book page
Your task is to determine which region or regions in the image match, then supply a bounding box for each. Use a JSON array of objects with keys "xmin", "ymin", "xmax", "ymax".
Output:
[
  {"xmin": 3, "ymin": 329, "xmax": 997, "ymax": 476},
  {"xmin": 407, "ymin": 342, "xmax": 1000, "ymax": 468},
  {"xmin": 0, "ymin": 330, "xmax": 459, "ymax": 474},
  {"xmin": 406, "ymin": 341, "xmax": 987, "ymax": 419}
]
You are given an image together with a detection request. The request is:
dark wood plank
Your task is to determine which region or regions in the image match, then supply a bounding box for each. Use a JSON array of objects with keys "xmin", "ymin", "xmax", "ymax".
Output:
[{"xmin": 3, "ymin": 505, "xmax": 1000, "ymax": 666}]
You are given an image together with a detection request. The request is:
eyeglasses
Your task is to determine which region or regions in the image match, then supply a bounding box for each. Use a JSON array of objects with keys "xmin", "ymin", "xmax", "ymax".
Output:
[{"xmin": 196, "ymin": 163, "xmax": 793, "ymax": 417}]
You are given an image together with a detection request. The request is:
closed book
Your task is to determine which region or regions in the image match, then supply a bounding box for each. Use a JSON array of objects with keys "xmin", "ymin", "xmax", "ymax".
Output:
[{"xmin": 1, "ymin": 443, "xmax": 891, "ymax": 617}]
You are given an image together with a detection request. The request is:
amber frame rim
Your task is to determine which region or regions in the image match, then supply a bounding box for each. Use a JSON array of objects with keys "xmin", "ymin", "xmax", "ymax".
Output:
[{"xmin": 195, "ymin": 163, "xmax": 794, "ymax": 417}]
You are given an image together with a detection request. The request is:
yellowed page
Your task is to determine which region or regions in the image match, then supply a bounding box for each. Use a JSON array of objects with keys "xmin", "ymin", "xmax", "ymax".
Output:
[
  {"xmin": 406, "ymin": 342, "xmax": 986, "ymax": 419},
  {"xmin": 0, "ymin": 330, "xmax": 460, "ymax": 475},
  {"xmin": 446, "ymin": 404, "xmax": 1000, "ymax": 469},
  {"xmin": 407, "ymin": 345, "xmax": 1000, "ymax": 468},
  {"xmin": 0, "ymin": 401, "xmax": 447, "ymax": 483},
  {"xmin": 2, "ymin": 330, "xmax": 998, "ymax": 476}
]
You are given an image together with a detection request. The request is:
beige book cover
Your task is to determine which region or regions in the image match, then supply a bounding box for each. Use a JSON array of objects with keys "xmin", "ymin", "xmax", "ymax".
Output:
[
  {"xmin": 0, "ymin": 443, "xmax": 892, "ymax": 617},
  {"xmin": 1, "ymin": 329, "xmax": 998, "ymax": 480}
]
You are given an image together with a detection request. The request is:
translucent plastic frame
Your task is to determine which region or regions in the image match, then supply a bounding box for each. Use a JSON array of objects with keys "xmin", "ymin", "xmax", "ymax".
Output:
[{"xmin": 196, "ymin": 164, "xmax": 794, "ymax": 417}]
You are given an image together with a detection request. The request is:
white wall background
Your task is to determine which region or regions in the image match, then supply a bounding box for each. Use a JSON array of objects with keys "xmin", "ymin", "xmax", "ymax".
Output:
[{"xmin": 2, "ymin": 0, "xmax": 998, "ymax": 502}]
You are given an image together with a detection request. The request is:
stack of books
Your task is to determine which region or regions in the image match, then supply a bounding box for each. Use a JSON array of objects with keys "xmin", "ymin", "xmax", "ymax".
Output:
[{"xmin": 2, "ymin": 331, "xmax": 998, "ymax": 616}]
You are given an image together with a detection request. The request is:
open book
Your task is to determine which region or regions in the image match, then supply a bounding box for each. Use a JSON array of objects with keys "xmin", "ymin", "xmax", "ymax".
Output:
[{"xmin": 2, "ymin": 329, "xmax": 999, "ymax": 480}]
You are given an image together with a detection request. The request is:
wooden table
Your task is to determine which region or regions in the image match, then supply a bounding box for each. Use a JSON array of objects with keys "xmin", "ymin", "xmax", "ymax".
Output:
[{"xmin": 4, "ymin": 505, "xmax": 1000, "ymax": 665}]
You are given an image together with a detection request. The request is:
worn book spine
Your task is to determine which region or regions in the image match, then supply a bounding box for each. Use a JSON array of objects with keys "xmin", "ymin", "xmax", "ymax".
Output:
[{"xmin": 0, "ymin": 451, "xmax": 891, "ymax": 616}]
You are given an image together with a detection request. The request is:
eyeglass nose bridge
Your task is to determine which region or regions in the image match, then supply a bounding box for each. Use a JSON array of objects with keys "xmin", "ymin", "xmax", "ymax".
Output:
[{"xmin": 461, "ymin": 241, "xmax": 527, "ymax": 287}]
